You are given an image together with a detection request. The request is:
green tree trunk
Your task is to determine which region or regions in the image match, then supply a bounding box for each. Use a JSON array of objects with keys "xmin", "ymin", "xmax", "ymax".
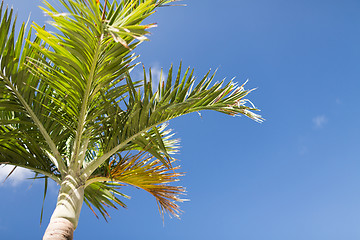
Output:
[{"xmin": 43, "ymin": 175, "xmax": 84, "ymax": 240}]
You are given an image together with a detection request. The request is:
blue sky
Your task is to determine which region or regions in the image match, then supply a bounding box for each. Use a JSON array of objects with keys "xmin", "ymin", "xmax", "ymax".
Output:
[{"xmin": 1, "ymin": 0, "xmax": 360, "ymax": 239}]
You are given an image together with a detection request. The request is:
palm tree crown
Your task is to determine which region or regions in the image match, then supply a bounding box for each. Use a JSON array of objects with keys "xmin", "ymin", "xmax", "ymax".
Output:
[{"xmin": 0, "ymin": 0, "xmax": 261, "ymax": 238}]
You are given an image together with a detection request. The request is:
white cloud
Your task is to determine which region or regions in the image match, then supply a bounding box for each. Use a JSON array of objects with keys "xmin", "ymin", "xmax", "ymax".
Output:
[
  {"xmin": 0, "ymin": 165, "xmax": 33, "ymax": 186},
  {"xmin": 312, "ymin": 115, "xmax": 328, "ymax": 129}
]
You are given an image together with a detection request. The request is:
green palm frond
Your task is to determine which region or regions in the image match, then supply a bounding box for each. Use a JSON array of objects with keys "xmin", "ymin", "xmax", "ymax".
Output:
[
  {"xmin": 0, "ymin": 126, "xmax": 60, "ymax": 182},
  {"xmin": 82, "ymin": 63, "xmax": 262, "ymax": 177},
  {"xmin": 84, "ymin": 181, "xmax": 129, "ymax": 220},
  {"xmin": 0, "ymin": 2, "xmax": 65, "ymax": 177},
  {"xmin": 27, "ymin": 0, "xmax": 169, "ymax": 172}
]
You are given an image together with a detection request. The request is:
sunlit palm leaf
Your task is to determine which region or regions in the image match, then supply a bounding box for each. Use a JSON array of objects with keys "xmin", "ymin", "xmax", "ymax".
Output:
[
  {"xmin": 0, "ymin": 126, "xmax": 60, "ymax": 182},
  {"xmin": 28, "ymin": 0, "xmax": 169, "ymax": 172},
  {"xmin": 84, "ymin": 181, "xmax": 129, "ymax": 220},
  {"xmin": 82, "ymin": 63, "xmax": 262, "ymax": 177},
  {"xmin": 0, "ymin": 2, "xmax": 64, "ymax": 178}
]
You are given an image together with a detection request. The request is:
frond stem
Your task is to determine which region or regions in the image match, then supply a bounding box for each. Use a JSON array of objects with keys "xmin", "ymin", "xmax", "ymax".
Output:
[
  {"xmin": 84, "ymin": 177, "xmax": 113, "ymax": 188},
  {"xmin": 70, "ymin": 38, "xmax": 102, "ymax": 172}
]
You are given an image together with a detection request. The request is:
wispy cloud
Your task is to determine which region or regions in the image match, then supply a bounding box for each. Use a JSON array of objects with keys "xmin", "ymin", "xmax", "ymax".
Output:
[
  {"xmin": 0, "ymin": 165, "xmax": 32, "ymax": 186},
  {"xmin": 313, "ymin": 115, "xmax": 328, "ymax": 129}
]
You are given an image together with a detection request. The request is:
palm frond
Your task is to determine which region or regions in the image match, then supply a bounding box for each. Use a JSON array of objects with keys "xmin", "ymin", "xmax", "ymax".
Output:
[
  {"xmin": 82, "ymin": 63, "xmax": 262, "ymax": 177},
  {"xmin": 0, "ymin": 126, "xmax": 61, "ymax": 182},
  {"xmin": 0, "ymin": 2, "xmax": 66, "ymax": 176},
  {"xmin": 84, "ymin": 181, "xmax": 129, "ymax": 220},
  {"xmin": 86, "ymin": 152, "xmax": 185, "ymax": 219},
  {"xmin": 28, "ymin": 0, "xmax": 169, "ymax": 171}
]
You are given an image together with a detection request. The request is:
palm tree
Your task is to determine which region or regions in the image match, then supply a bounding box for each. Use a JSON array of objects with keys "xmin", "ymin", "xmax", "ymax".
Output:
[{"xmin": 0, "ymin": 0, "xmax": 262, "ymax": 239}]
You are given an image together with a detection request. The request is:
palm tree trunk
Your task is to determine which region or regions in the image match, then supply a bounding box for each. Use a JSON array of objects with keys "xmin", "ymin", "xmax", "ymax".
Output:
[
  {"xmin": 42, "ymin": 218, "xmax": 75, "ymax": 240},
  {"xmin": 43, "ymin": 175, "xmax": 85, "ymax": 240}
]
